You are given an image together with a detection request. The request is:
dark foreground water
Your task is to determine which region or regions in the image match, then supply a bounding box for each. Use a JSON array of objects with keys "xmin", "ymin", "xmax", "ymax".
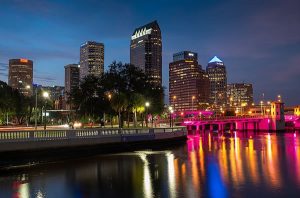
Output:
[{"xmin": 1, "ymin": 131, "xmax": 300, "ymax": 198}]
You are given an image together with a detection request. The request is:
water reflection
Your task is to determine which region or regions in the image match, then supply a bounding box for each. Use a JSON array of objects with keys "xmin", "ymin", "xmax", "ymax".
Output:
[
  {"xmin": 1, "ymin": 132, "xmax": 300, "ymax": 197},
  {"xmin": 138, "ymin": 152, "xmax": 153, "ymax": 198}
]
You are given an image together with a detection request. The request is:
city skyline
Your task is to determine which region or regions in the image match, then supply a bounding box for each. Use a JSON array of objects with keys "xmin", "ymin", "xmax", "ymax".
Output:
[{"xmin": 0, "ymin": 0, "xmax": 300, "ymax": 105}]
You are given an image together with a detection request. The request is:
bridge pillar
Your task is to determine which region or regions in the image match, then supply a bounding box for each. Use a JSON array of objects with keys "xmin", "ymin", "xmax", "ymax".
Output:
[
  {"xmin": 253, "ymin": 122, "xmax": 257, "ymax": 131},
  {"xmin": 209, "ymin": 124, "xmax": 213, "ymax": 131},
  {"xmin": 219, "ymin": 123, "xmax": 224, "ymax": 132},
  {"xmin": 230, "ymin": 123, "xmax": 234, "ymax": 131},
  {"xmin": 236, "ymin": 122, "xmax": 243, "ymax": 131},
  {"xmin": 201, "ymin": 125, "xmax": 205, "ymax": 133}
]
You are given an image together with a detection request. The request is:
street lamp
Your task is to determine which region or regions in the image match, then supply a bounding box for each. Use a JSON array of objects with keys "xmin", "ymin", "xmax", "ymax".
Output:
[
  {"xmin": 168, "ymin": 106, "xmax": 173, "ymax": 127},
  {"xmin": 43, "ymin": 91, "xmax": 49, "ymax": 130},
  {"xmin": 173, "ymin": 95, "xmax": 176, "ymax": 111},
  {"xmin": 26, "ymin": 85, "xmax": 39, "ymax": 130},
  {"xmin": 145, "ymin": 102, "xmax": 150, "ymax": 127},
  {"xmin": 260, "ymin": 101, "xmax": 264, "ymax": 116},
  {"xmin": 241, "ymin": 102, "xmax": 247, "ymax": 115},
  {"xmin": 25, "ymin": 85, "xmax": 31, "ymax": 127},
  {"xmin": 192, "ymin": 96, "xmax": 195, "ymax": 111},
  {"xmin": 277, "ymin": 94, "xmax": 281, "ymax": 102}
]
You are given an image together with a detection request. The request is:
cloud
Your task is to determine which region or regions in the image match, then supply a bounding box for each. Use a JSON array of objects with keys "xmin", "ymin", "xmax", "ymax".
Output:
[
  {"xmin": 34, "ymin": 75, "xmax": 56, "ymax": 82},
  {"xmin": 0, "ymin": 72, "xmax": 8, "ymax": 77}
]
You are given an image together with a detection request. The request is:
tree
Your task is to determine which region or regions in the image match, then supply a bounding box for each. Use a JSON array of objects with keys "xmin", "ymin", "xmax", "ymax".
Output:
[
  {"xmin": 110, "ymin": 92, "xmax": 128, "ymax": 128},
  {"xmin": 130, "ymin": 93, "xmax": 145, "ymax": 127},
  {"xmin": 67, "ymin": 61, "xmax": 165, "ymax": 128}
]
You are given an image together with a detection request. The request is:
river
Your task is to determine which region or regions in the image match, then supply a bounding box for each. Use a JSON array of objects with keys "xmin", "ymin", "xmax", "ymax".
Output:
[{"xmin": 0, "ymin": 131, "xmax": 300, "ymax": 197}]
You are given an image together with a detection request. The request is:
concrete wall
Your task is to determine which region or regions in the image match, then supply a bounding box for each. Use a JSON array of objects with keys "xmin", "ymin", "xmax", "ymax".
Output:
[{"xmin": 0, "ymin": 127, "xmax": 187, "ymax": 153}]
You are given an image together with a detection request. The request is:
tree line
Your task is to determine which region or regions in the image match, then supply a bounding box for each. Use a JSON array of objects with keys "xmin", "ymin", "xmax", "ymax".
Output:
[
  {"xmin": 0, "ymin": 62, "xmax": 165, "ymax": 127},
  {"xmin": 68, "ymin": 62, "xmax": 165, "ymax": 128}
]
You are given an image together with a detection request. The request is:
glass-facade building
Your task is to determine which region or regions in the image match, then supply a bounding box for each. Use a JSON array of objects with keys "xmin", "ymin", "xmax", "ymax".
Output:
[
  {"xmin": 64, "ymin": 64, "xmax": 79, "ymax": 95},
  {"xmin": 80, "ymin": 41, "xmax": 104, "ymax": 80},
  {"xmin": 169, "ymin": 51, "xmax": 210, "ymax": 111},
  {"xmin": 206, "ymin": 56, "xmax": 227, "ymax": 109},
  {"xmin": 8, "ymin": 58, "xmax": 33, "ymax": 96},
  {"xmin": 130, "ymin": 20, "xmax": 162, "ymax": 86},
  {"xmin": 227, "ymin": 83, "xmax": 253, "ymax": 109}
]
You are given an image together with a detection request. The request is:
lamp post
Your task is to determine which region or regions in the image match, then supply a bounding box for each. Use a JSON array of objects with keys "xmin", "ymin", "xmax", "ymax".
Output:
[
  {"xmin": 173, "ymin": 95, "xmax": 176, "ymax": 111},
  {"xmin": 260, "ymin": 101, "xmax": 264, "ymax": 116},
  {"xmin": 107, "ymin": 93, "xmax": 112, "ymax": 127},
  {"xmin": 168, "ymin": 106, "xmax": 173, "ymax": 127},
  {"xmin": 43, "ymin": 91, "xmax": 49, "ymax": 130},
  {"xmin": 277, "ymin": 94, "xmax": 281, "ymax": 102},
  {"xmin": 192, "ymin": 96, "xmax": 195, "ymax": 111},
  {"xmin": 25, "ymin": 85, "xmax": 31, "ymax": 127},
  {"xmin": 145, "ymin": 102, "xmax": 150, "ymax": 128}
]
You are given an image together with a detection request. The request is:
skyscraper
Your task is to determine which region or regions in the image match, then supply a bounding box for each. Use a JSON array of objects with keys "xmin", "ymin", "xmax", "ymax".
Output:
[
  {"xmin": 130, "ymin": 20, "xmax": 162, "ymax": 85},
  {"xmin": 206, "ymin": 56, "xmax": 227, "ymax": 109},
  {"xmin": 8, "ymin": 58, "xmax": 33, "ymax": 96},
  {"xmin": 169, "ymin": 51, "xmax": 210, "ymax": 111},
  {"xmin": 80, "ymin": 41, "xmax": 104, "ymax": 80},
  {"xmin": 65, "ymin": 64, "xmax": 80, "ymax": 96},
  {"xmin": 227, "ymin": 83, "xmax": 253, "ymax": 110},
  {"xmin": 65, "ymin": 64, "xmax": 80, "ymax": 110}
]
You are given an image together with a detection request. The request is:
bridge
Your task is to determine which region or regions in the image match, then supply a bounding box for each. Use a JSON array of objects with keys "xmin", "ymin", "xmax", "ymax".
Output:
[{"xmin": 181, "ymin": 115, "xmax": 300, "ymax": 132}]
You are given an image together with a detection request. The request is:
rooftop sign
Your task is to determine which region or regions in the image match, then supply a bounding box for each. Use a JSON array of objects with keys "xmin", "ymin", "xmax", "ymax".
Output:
[
  {"xmin": 131, "ymin": 28, "xmax": 152, "ymax": 40},
  {"xmin": 20, "ymin": 58, "xmax": 28, "ymax": 63}
]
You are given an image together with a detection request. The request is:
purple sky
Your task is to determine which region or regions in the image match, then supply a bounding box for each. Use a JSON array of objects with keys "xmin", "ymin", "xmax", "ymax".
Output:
[{"xmin": 0, "ymin": 0, "xmax": 299, "ymax": 105}]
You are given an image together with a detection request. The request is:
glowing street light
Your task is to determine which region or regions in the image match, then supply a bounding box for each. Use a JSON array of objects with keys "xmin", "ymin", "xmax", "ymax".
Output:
[
  {"xmin": 192, "ymin": 96, "xmax": 195, "ymax": 111},
  {"xmin": 145, "ymin": 102, "xmax": 150, "ymax": 107},
  {"xmin": 43, "ymin": 91, "xmax": 49, "ymax": 130},
  {"xmin": 145, "ymin": 102, "xmax": 150, "ymax": 127},
  {"xmin": 168, "ymin": 106, "xmax": 173, "ymax": 127},
  {"xmin": 172, "ymin": 95, "xmax": 176, "ymax": 111},
  {"xmin": 277, "ymin": 94, "xmax": 281, "ymax": 102},
  {"xmin": 43, "ymin": 91, "xmax": 49, "ymax": 98},
  {"xmin": 260, "ymin": 100, "xmax": 264, "ymax": 115}
]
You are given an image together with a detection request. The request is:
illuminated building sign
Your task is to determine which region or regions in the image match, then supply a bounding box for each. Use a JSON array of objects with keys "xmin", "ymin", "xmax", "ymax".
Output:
[
  {"xmin": 131, "ymin": 28, "xmax": 152, "ymax": 40},
  {"xmin": 188, "ymin": 53, "xmax": 194, "ymax": 56},
  {"xmin": 20, "ymin": 58, "xmax": 28, "ymax": 63}
]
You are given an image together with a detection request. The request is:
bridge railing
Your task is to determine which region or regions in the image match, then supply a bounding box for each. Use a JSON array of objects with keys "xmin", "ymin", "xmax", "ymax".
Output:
[
  {"xmin": 182, "ymin": 115, "xmax": 271, "ymax": 122},
  {"xmin": 0, "ymin": 127, "xmax": 187, "ymax": 143}
]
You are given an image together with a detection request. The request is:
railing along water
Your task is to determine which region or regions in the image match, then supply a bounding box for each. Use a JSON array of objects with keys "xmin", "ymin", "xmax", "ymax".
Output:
[{"xmin": 0, "ymin": 127, "xmax": 187, "ymax": 143}]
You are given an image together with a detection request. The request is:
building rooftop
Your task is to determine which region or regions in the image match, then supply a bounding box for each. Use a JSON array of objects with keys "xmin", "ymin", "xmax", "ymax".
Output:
[
  {"xmin": 209, "ymin": 56, "xmax": 223, "ymax": 63},
  {"xmin": 132, "ymin": 20, "xmax": 159, "ymax": 36}
]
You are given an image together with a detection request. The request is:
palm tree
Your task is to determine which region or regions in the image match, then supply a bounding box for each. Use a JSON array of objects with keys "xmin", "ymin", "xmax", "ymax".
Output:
[
  {"xmin": 130, "ymin": 93, "xmax": 145, "ymax": 127},
  {"xmin": 110, "ymin": 92, "xmax": 128, "ymax": 128}
]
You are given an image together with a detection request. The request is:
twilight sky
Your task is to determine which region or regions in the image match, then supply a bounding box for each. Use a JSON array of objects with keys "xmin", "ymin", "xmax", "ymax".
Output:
[{"xmin": 0, "ymin": 0, "xmax": 300, "ymax": 105}]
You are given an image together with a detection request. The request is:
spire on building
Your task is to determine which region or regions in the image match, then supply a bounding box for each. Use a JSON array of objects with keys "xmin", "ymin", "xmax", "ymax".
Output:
[{"xmin": 209, "ymin": 56, "xmax": 223, "ymax": 63}]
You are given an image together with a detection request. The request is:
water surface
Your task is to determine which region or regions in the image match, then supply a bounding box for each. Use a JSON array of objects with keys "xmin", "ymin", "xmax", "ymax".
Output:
[{"xmin": 0, "ymin": 131, "xmax": 300, "ymax": 197}]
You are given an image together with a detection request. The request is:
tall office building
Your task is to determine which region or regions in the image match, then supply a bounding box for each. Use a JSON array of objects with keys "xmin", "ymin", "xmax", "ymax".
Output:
[
  {"xmin": 8, "ymin": 58, "xmax": 33, "ymax": 96},
  {"xmin": 227, "ymin": 83, "xmax": 253, "ymax": 109},
  {"xmin": 198, "ymin": 68, "xmax": 210, "ymax": 108},
  {"xmin": 80, "ymin": 41, "xmax": 104, "ymax": 80},
  {"xmin": 169, "ymin": 51, "xmax": 210, "ymax": 111},
  {"xmin": 65, "ymin": 64, "xmax": 80, "ymax": 110},
  {"xmin": 206, "ymin": 56, "xmax": 227, "ymax": 109},
  {"xmin": 65, "ymin": 64, "xmax": 80, "ymax": 96},
  {"xmin": 130, "ymin": 20, "xmax": 162, "ymax": 85}
]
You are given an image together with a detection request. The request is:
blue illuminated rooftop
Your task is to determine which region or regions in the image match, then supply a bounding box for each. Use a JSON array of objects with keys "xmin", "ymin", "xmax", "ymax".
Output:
[{"xmin": 209, "ymin": 56, "xmax": 223, "ymax": 63}]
